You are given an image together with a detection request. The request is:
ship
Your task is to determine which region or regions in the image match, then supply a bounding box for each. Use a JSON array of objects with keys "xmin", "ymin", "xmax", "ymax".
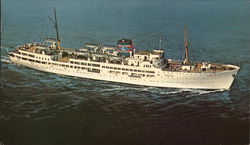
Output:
[{"xmin": 8, "ymin": 8, "xmax": 240, "ymax": 90}]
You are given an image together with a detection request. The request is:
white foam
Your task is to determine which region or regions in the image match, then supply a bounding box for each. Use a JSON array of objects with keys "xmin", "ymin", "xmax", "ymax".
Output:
[
  {"xmin": 101, "ymin": 86, "xmax": 225, "ymax": 96},
  {"xmin": 152, "ymin": 88, "xmax": 226, "ymax": 96},
  {"xmin": 101, "ymin": 87, "xmax": 131, "ymax": 92},
  {"xmin": 159, "ymin": 89, "xmax": 184, "ymax": 95},
  {"xmin": 190, "ymin": 89, "xmax": 225, "ymax": 95},
  {"xmin": 1, "ymin": 57, "xmax": 11, "ymax": 63}
]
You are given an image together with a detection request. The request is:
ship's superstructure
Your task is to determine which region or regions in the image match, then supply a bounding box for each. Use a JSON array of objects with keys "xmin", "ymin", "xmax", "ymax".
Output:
[{"xmin": 8, "ymin": 9, "xmax": 240, "ymax": 90}]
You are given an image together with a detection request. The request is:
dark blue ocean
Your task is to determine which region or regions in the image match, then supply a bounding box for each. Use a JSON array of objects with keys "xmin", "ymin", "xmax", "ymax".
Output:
[{"xmin": 1, "ymin": 0, "xmax": 249, "ymax": 145}]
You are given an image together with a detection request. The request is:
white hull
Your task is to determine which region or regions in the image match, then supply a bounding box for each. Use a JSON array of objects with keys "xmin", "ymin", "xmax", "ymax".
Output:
[{"xmin": 9, "ymin": 56, "xmax": 239, "ymax": 90}]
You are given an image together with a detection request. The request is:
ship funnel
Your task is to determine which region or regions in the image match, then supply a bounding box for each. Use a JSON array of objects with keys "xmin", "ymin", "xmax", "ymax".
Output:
[{"xmin": 117, "ymin": 39, "xmax": 134, "ymax": 52}]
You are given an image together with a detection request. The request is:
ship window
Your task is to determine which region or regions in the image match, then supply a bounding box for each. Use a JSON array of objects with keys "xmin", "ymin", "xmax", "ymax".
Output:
[
  {"xmin": 28, "ymin": 54, "xmax": 34, "ymax": 57},
  {"xmin": 110, "ymin": 67, "xmax": 113, "ymax": 69},
  {"xmin": 88, "ymin": 63, "xmax": 91, "ymax": 66},
  {"xmin": 75, "ymin": 62, "xmax": 80, "ymax": 65},
  {"xmin": 48, "ymin": 63, "xmax": 51, "ymax": 65},
  {"xmin": 70, "ymin": 61, "xmax": 74, "ymax": 64},
  {"xmin": 42, "ymin": 61, "xmax": 46, "ymax": 64},
  {"xmin": 126, "ymin": 69, "xmax": 129, "ymax": 71},
  {"xmin": 122, "ymin": 72, "xmax": 128, "ymax": 75},
  {"xmin": 110, "ymin": 70, "xmax": 119, "ymax": 74},
  {"xmin": 22, "ymin": 57, "xmax": 27, "ymax": 60},
  {"xmin": 62, "ymin": 65, "xmax": 65, "ymax": 67},
  {"xmin": 66, "ymin": 65, "xmax": 69, "ymax": 67},
  {"xmin": 36, "ymin": 60, "xmax": 40, "ymax": 63},
  {"xmin": 146, "ymin": 71, "xmax": 155, "ymax": 74},
  {"xmin": 88, "ymin": 68, "xmax": 100, "ymax": 73},
  {"xmin": 81, "ymin": 62, "xmax": 87, "ymax": 65},
  {"xmin": 118, "ymin": 68, "xmax": 121, "ymax": 70},
  {"xmin": 93, "ymin": 69, "xmax": 100, "ymax": 73},
  {"xmin": 81, "ymin": 67, "xmax": 86, "ymax": 70},
  {"xmin": 92, "ymin": 64, "xmax": 100, "ymax": 67},
  {"xmin": 114, "ymin": 67, "xmax": 117, "ymax": 70},
  {"xmin": 122, "ymin": 68, "xmax": 125, "ymax": 70},
  {"xmin": 74, "ymin": 66, "xmax": 77, "ymax": 68}
]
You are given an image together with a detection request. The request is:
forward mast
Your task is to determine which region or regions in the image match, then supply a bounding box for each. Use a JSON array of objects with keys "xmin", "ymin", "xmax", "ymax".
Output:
[{"xmin": 48, "ymin": 8, "xmax": 61, "ymax": 51}]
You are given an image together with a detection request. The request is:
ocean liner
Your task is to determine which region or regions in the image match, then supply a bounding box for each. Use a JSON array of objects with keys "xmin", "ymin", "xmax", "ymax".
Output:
[{"xmin": 8, "ymin": 9, "xmax": 240, "ymax": 90}]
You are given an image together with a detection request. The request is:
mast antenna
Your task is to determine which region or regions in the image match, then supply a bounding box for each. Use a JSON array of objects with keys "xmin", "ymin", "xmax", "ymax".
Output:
[
  {"xmin": 159, "ymin": 35, "xmax": 162, "ymax": 50},
  {"xmin": 49, "ymin": 7, "xmax": 61, "ymax": 50},
  {"xmin": 183, "ymin": 24, "xmax": 189, "ymax": 64}
]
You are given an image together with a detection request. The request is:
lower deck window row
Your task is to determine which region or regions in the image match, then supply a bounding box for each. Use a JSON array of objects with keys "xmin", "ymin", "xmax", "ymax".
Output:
[{"xmin": 102, "ymin": 66, "xmax": 155, "ymax": 74}]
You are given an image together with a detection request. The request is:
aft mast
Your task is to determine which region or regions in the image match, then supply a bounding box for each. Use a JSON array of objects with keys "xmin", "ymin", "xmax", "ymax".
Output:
[
  {"xmin": 159, "ymin": 35, "xmax": 162, "ymax": 50},
  {"xmin": 183, "ymin": 24, "xmax": 189, "ymax": 64},
  {"xmin": 49, "ymin": 7, "xmax": 61, "ymax": 51}
]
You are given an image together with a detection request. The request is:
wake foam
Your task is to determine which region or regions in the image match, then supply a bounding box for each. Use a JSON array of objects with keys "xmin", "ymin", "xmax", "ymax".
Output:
[
  {"xmin": 1, "ymin": 57, "xmax": 11, "ymax": 63},
  {"xmin": 100, "ymin": 84, "xmax": 225, "ymax": 96}
]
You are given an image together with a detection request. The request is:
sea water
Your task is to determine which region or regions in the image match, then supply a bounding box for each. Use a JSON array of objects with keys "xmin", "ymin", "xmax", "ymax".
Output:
[{"xmin": 1, "ymin": 0, "xmax": 249, "ymax": 144}]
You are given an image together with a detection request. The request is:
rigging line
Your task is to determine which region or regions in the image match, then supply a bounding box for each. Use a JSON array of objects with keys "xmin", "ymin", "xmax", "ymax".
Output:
[
  {"xmin": 4, "ymin": 47, "xmax": 9, "ymax": 54},
  {"xmin": 151, "ymin": 36, "xmax": 156, "ymax": 50},
  {"xmin": 37, "ymin": 31, "xmax": 44, "ymax": 40},
  {"xmin": 48, "ymin": 16, "xmax": 56, "ymax": 25}
]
